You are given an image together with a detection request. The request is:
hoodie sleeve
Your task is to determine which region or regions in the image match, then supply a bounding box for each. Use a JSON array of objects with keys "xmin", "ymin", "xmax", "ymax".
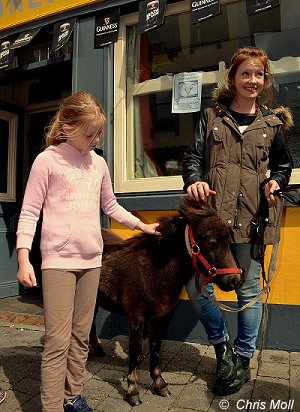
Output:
[
  {"xmin": 16, "ymin": 153, "xmax": 50, "ymax": 250},
  {"xmin": 182, "ymin": 109, "xmax": 208, "ymax": 192},
  {"xmin": 99, "ymin": 158, "xmax": 139, "ymax": 229}
]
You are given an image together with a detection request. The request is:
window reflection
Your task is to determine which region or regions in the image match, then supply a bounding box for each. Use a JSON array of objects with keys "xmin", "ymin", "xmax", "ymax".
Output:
[{"xmin": 125, "ymin": 1, "xmax": 300, "ymax": 181}]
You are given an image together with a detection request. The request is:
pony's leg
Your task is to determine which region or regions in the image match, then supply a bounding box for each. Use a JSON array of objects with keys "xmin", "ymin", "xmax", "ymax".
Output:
[
  {"xmin": 89, "ymin": 293, "xmax": 105, "ymax": 357},
  {"xmin": 148, "ymin": 317, "xmax": 171, "ymax": 397},
  {"xmin": 126, "ymin": 319, "xmax": 144, "ymax": 406}
]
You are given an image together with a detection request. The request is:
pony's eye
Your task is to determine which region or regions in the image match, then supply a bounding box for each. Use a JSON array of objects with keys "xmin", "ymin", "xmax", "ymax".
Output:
[{"xmin": 204, "ymin": 240, "xmax": 218, "ymax": 249}]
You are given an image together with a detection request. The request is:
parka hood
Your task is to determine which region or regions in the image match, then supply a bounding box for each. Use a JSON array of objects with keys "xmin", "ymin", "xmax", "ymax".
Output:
[
  {"xmin": 211, "ymin": 86, "xmax": 294, "ymax": 130},
  {"xmin": 211, "ymin": 86, "xmax": 231, "ymax": 106},
  {"xmin": 273, "ymin": 106, "xmax": 294, "ymax": 130}
]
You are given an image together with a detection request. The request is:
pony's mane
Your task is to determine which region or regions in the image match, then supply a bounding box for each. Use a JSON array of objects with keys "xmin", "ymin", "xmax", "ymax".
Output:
[
  {"xmin": 129, "ymin": 197, "xmax": 216, "ymax": 247},
  {"xmin": 128, "ymin": 215, "xmax": 184, "ymax": 248}
]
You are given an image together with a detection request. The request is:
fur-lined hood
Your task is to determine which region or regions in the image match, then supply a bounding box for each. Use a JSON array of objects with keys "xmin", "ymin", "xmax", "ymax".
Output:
[{"xmin": 211, "ymin": 86, "xmax": 294, "ymax": 130}]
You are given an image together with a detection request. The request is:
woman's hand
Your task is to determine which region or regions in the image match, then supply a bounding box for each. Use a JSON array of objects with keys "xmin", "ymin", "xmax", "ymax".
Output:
[
  {"xmin": 17, "ymin": 248, "xmax": 37, "ymax": 288},
  {"xmin": 187, "ymin": 181, "xmax": 216, "ymax": 201},
  {"xmin": 264, "ymin": 179, "xmax": 280, "ymax": 207},
  {"xmin": 135, "ymin": 221, "xmax": 161, "ymax": 235}
]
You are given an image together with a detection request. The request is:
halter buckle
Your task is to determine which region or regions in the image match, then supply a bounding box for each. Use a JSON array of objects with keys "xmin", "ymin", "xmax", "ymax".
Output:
[{"xmin": 192, "ymin": 245, "xmax": 200, "ymax": 254}]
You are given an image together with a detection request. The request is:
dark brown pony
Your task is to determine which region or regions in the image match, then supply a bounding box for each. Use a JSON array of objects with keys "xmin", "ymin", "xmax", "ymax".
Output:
[{"xmin": 90, "ymin": 197, "xmax": 243, "ymax": 406}]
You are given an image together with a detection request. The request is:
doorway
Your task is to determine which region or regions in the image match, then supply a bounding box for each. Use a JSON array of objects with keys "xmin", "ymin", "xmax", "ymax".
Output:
[
  {"xmin": 0, "ymin": 52, "xmax": 72, "ymax": 297},
  {"xmin": 24, "ymin": 107, "xmax": 59, "ymax": 288}
]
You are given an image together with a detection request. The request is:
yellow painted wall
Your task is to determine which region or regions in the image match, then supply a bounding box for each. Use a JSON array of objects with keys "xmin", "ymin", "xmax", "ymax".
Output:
[
  {"xmin": 0, "ymin": 0, "xmax": 103, "ymax": 31},
  {"xmin": 110, "ymin": 207, "xmax": 300, "ymax": 306}
]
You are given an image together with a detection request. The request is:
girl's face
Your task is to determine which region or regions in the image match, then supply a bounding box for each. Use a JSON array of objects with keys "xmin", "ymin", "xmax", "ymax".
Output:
[
  {"xmin": 63, "ymin": 119, "xmax": 104, "ymax": 154},
  {"xmin": 233, "ymin": 58, "xmax": 265, "ymax": 103}
]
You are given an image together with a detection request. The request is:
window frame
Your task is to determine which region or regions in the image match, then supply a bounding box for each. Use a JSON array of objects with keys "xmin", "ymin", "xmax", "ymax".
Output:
[
  {"xmin": 270, "ymin": 59, "xmax": 300, "ymax": 184},
  {"xmin": 113, "ymin": 1, "xmax": 300, "ymax": 194},
  {"xmin": 0, "ymin": 110, "xmax": 18, "ymax": 202}
]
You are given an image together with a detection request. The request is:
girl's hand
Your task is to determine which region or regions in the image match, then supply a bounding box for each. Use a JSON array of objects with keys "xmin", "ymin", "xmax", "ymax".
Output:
[
  {"xmin": 135, "ymin": 221, "xmax": 161, "ymax": 235},
  {"xmin": 264, "ymin": 179, "xmax": 280, "ymax": 207},
  {"xmin": 17, "ymin": 261, "xmax": 37, "ymax": 288},
  {"xmin": 187, "ymin": 181, "xmax": 216, "ymax": 201}
]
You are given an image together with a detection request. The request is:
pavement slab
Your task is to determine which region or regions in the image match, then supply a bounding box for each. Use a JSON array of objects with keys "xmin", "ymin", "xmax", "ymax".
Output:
[{"xmin": 0, "ymin": 295, "xmax": 298, "ymax": 412}]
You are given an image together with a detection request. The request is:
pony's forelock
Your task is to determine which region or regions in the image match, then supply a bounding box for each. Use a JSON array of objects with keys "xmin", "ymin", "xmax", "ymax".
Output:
[{"xmin": 179, "ymin": 196, "xmax": 216, "ymax": 223}]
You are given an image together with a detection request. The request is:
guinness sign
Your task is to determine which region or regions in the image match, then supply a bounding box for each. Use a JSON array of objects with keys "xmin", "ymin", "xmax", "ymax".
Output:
[
  {"xmin": 11, "ymin": 28, "xmax": 40, "ymax": 49},
  {"xmin": 94, "ymin": 7, "xmax": 120, "ymax": 48},
  {"xmin": 0, "ymin": 39, "xmax": 14, "ymax": 69},
  {"xmin": 190, "ymin": 0, "xmax": 220, "ymax": 24},
  {"xmin": 52, "ymin": 18, "xmax": 76, "ymax": 52},
  {"xmin": 137, "ymin": 0, "xmax": 167, "ymax": 34},
  {"xmin": 246, "ymin": 0, "xmax": 280, "ymax": 15}
]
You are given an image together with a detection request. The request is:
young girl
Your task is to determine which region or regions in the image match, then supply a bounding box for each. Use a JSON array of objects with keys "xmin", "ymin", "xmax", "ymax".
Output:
[
  {"xmin": 183, "ymin": 46, "xmax": 293, "ymax": 396},
  {"xmin": 16, "ymin": 91, "xmax": 160, "ymax": 412}
]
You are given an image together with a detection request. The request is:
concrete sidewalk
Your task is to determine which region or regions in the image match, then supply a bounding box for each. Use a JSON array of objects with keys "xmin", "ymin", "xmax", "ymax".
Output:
[{"xmin": 0, "ymin": 294, "xmax": 299, "ymax": 412}]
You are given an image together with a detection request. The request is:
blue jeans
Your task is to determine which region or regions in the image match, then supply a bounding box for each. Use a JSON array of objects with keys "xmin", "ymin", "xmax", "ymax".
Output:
[{"xmin": 185, "ymin": 244, "xmax": 262, "ymax": 359}]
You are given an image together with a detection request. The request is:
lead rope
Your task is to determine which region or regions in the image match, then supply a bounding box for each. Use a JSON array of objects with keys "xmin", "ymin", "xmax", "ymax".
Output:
[
  {"xmin": 200, "ymin": 198, "xmax": 283, "ymax": 373},
  {"xmin": 202, "ymin": 193, "xmax": 283, "ymax": 313},
  {"xmin": 257, "ymin": 185, "xmax": 300, "ymax": 365},
  {"xmin": 257, "ymin": 200, "xmax": 283, "ymax": 369},
  {"xmin": 184, "ymin": 225, "xmax": 272, "ymax": 312}
]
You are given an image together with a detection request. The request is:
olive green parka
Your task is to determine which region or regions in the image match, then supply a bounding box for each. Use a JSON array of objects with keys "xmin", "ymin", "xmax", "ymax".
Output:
[{"xmin": 182, "ymin": 88, "xmax": 293, "ymax": 244}]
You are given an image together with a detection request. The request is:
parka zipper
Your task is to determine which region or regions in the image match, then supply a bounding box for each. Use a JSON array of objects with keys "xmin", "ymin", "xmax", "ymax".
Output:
[{"xmin": 233, "ymin": 207, "xmax": 239, "ymax": 229}]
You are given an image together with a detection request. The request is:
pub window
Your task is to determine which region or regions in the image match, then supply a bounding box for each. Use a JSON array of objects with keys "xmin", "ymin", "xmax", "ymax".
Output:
[{"xmin": 114, "ymin": 0, "xmax": 300, "ymax": 193}]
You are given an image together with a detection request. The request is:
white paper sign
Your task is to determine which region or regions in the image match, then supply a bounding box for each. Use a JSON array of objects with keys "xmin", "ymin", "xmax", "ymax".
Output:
[{"xmin": 172, "ymin": 72, "xmax": 203, "ymax": 113}]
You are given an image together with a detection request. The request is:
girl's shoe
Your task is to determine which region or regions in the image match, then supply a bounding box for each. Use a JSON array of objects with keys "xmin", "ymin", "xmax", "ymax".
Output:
[
  {"xmin": 64, "ymin": 395, "xmax": 93, "ymax": 412},
  {"xmin": 0, "ymin": 388, "xmax": 6, "ymax": 404}
]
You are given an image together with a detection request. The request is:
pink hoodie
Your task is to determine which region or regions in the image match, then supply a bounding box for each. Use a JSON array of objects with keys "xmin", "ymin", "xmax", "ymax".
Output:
[{"xmin": 16, "ymin": 143, "xmax": 139, "ymax": 269}]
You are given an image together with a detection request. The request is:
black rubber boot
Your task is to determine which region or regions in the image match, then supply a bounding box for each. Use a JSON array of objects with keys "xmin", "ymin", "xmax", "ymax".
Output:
[
  {"xmin": 224, "ymin": 354, "xmax": 251, "ymax": 395},
  {"xmin": 214, "ymin": 353, "xmax": 251, "ymax": 396},
  {"xmin": 212, "ymin": 342, "xmax": 236, "ymax": 395}
]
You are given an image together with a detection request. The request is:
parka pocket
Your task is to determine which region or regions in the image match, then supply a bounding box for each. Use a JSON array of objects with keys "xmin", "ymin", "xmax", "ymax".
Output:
[
  {"xmin": 255, "ymin": 135, "xmax": 270, "ymax": 172},
  {"xmin": 206, "ymin": 127, "xmax": 226, "ymax": 167}
]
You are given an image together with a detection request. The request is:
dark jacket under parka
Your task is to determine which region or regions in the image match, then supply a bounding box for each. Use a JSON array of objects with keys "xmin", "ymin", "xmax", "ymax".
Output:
[{"xmin": 182, "ymin": 88, "xmax": 293, "ymax": 244}]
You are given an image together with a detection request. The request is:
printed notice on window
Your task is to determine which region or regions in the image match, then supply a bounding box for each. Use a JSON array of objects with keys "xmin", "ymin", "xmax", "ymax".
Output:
[{"xmin": 172, "ymin": 72, "xmax": 203, "ymax": 113}]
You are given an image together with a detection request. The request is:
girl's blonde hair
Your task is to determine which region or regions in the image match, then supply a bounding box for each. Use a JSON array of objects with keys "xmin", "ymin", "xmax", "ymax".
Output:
[{"xmin": 44, "ymin": 91, "xmax": 106, "ymax": 148}]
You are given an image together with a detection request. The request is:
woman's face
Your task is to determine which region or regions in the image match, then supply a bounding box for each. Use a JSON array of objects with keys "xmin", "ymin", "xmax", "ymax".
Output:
[
  {"xmin": 233, "ymin": 57, "xmax": 265, "ymax": 103},
  {"xmin": 63, "ymin": 119, "xmax": 104, "ymax": 153}
]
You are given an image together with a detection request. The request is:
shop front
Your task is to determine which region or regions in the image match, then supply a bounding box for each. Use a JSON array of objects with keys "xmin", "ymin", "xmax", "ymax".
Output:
[{"xmin": 0, "ymin": 0, "xmax": 299, "ymax": 349}]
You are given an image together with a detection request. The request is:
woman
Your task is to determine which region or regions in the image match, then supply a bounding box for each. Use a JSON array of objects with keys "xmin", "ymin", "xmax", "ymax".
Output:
[{"xmin": 182, "ymin": 46, "xmax": 293, "ymax": 396}]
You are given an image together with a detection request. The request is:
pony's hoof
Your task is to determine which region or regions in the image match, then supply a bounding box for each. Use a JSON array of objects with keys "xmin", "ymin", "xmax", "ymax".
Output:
[
  {"xmin": 126, "ymin": 393, "xmax": 142, "ymax": 406},
  {"xmin": 92, "ymin": 346, "xmax": 105, "ymax": 357},
  {"xmin": 156, "ymin": 386, "xmax": 171, "ymax": 397}
]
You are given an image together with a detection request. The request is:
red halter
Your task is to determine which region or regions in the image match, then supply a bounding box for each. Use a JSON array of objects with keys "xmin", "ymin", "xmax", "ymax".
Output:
[{"xmin": 188, "ymin": 226, "xmax": 243, "ymax": 292}]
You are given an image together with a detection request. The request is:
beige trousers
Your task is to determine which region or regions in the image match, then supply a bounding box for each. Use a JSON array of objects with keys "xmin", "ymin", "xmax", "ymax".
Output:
[{"xmin": 41, "ymin": 268, "xmax": 100, "ymax": 412}]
